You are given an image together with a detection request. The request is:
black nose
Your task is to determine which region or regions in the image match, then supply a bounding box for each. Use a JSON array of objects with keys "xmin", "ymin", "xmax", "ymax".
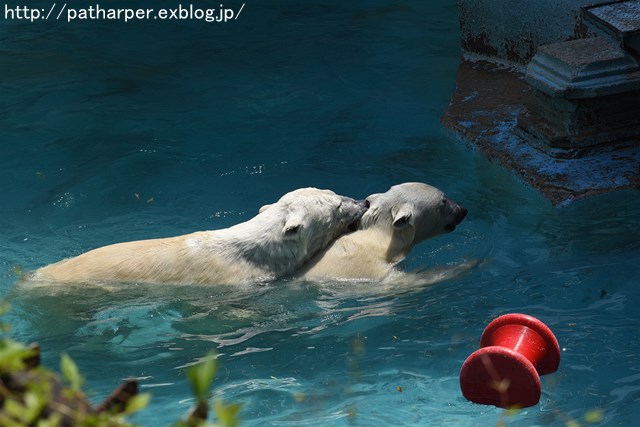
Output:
[
  {"xmin": 444, "ymin": 206, "xmax": 468, "ymax": 232},
  {"xmin": 456, "ymin": 207, "xmax": 468, "ymax": 223}
]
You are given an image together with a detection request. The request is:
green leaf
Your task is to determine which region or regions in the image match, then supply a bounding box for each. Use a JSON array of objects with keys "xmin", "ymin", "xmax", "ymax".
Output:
[
  {"xmin": 36, "ymin": 413, "xmax": 64, "ymax": 427},
  {"xmin": 0, "ymin": 300, "xmax": 10, "ymax": 317},
  {"xmin": 124, "ymin": 392, "xmax": 152, "ymax": 416},
  {"xmin": 214, "ymin": 400, "xmax": 241, "ymax": 427},
  {"xmin": 4, "ymin": 398, "xmax": 27, "ymax": 422},
  {"xmin": 0, "ymin": 339, "xmax": 28, "ymax": 374},
  {"xmin": 60, "ymin": 352, "xmax": 84, "ymax": 391},
  {"xmin": 0, "ymin": 301, "xmax": 12, "ymax": 335},
  {"xmin": 186, "ymin": 352, "xmax": 218, "ymax": 401},
  {"xmin": 584, "ymin": 409, "xmax": 604, "ymax": 424},
  {"xmin": 22, "ymin": 390, "xmax": 47, "ymax": 424}
]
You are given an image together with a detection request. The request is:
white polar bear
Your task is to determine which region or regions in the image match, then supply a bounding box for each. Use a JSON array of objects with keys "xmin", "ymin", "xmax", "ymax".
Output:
[
  {"xmin": 31, "ymin": 188, "xmax": 368, "ymax": 286},
  {"xmin": 297, "ymin": 182, "xmax": 467, "ymax": 282}
]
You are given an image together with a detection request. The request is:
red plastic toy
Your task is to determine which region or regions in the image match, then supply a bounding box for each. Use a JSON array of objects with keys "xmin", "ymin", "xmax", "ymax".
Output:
[{"xmin": 459, "ymin": 313, "xmax": 560, "ymax": 408}]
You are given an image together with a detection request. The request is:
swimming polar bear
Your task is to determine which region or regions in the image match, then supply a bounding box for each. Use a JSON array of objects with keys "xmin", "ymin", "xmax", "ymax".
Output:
[
  {"xmin": 31, "ymin": 188, "xmax": 368, "ymax": 286},
  {"xmin": 297, "ymin": 182, "xmax": 467, "ymax": 282}
]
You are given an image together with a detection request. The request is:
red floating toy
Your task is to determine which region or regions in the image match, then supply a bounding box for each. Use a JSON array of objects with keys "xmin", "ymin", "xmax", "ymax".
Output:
[{"xmin": 459, "ymin": 313, "xmax": 560, "ymax": 408}]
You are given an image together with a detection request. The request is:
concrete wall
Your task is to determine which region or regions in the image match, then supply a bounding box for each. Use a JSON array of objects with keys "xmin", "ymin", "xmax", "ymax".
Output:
[{"xmin": 457, "ymin": 0, "xmax": 606, "ymax": 64}]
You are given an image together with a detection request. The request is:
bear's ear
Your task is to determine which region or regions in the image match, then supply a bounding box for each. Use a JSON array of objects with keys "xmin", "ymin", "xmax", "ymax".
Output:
[
  {"xmin": 392, "ymin": 205, "xmax": 413, "ymax": 229},
  {"xmin": 365, "ymin": 193, "xmax": 380, "ymax": 207},
  {"xmin": 282, "ymin": 214, "xmax": 304, "ymax": 238},
  {"xmin": 259, "ymin": 203, "xmax": 273, "ymax": 213}
]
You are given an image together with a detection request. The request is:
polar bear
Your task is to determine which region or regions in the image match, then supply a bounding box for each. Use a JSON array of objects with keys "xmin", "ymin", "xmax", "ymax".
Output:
[
  {"xmin": 297, "ymin": 182, "xmax": 467, "ymax": 282},
  {"xmin": 31, "ymin": 188, "xmax": 368, "ymax": 286}
]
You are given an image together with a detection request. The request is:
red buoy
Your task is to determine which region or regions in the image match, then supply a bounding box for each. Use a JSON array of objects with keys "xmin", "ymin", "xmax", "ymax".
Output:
[{"xmin": 459, "ymin": 313, "xmax": 560, "ymax": 408}]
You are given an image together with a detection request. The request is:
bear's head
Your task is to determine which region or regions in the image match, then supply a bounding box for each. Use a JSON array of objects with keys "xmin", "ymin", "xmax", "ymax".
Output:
[
  {"xmin": 258, "ymin": 187, "xmax": 368, "ymax": 260},
  {"xmin": 361, "ymin": 182, "xmax": 467, "ymax": 260}
]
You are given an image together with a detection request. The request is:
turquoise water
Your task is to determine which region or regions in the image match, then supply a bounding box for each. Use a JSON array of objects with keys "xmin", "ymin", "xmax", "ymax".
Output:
[{"xmin": 2, "ymin": 0, "xmax": 640, "ymax": 425}]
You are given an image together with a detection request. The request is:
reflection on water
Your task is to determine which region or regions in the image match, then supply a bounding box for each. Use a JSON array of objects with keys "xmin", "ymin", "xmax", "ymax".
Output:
[{"xmin": 11, "ymin": 268, "xmax": 466, "ymax": 352}]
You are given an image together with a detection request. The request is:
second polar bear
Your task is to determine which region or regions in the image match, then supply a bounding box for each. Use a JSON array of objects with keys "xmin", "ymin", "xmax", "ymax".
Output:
[
  {"xmin": 31, "ymin": 188, "xmax": 368, "ymax": 285},
  {"xmin": 297, "ymin": 182, "xmax": 467, "ymax": 282}
]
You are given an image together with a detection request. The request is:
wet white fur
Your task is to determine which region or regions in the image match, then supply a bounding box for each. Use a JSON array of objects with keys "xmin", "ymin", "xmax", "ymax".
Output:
[
  {"xmin": 297, "ymin": 182, "xmax": 467, "ymax": 282},
  {"xmin": 32, "ymin": 188, "xmax": 366, "ymax": 285}
]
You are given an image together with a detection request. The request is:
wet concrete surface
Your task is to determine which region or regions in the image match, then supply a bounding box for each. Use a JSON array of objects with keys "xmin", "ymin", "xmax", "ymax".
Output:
[{"xmin": 441, "ymin": 59, "xmax": 640, "ymax": 206}]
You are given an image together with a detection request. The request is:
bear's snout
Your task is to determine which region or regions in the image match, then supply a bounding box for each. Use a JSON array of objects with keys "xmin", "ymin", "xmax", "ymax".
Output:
[
  {"xmin": 348, "ymin": 199, "xmax": 369, "ymax": 231},
  {"xmin": 445, "ymin": 204, "xmax": 467, "ymax": 232}
]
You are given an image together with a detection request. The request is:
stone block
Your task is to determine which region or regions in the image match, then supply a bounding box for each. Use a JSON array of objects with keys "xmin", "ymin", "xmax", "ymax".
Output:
[
  {"xmin": 518, "ymin": 36, "xmax": 640, "ymax": 151},
  {"xmin": 525, "ymin": 37, "xmax": 640, "ymax": 98},
  {"xmin": 583, "ymin": 0, "xmax": 640, "ymax": 59}
]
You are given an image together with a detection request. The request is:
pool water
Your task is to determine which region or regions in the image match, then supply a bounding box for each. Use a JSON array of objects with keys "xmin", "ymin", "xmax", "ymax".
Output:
[{"xmin": 2, "ymin": 0, "xmax": 640, "ymax": 425}]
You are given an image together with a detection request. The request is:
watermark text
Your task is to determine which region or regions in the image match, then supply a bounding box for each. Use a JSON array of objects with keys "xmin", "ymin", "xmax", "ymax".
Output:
[{"xmin": 3, "ymin": 2, "xmax": 246, "ymax": 23}]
